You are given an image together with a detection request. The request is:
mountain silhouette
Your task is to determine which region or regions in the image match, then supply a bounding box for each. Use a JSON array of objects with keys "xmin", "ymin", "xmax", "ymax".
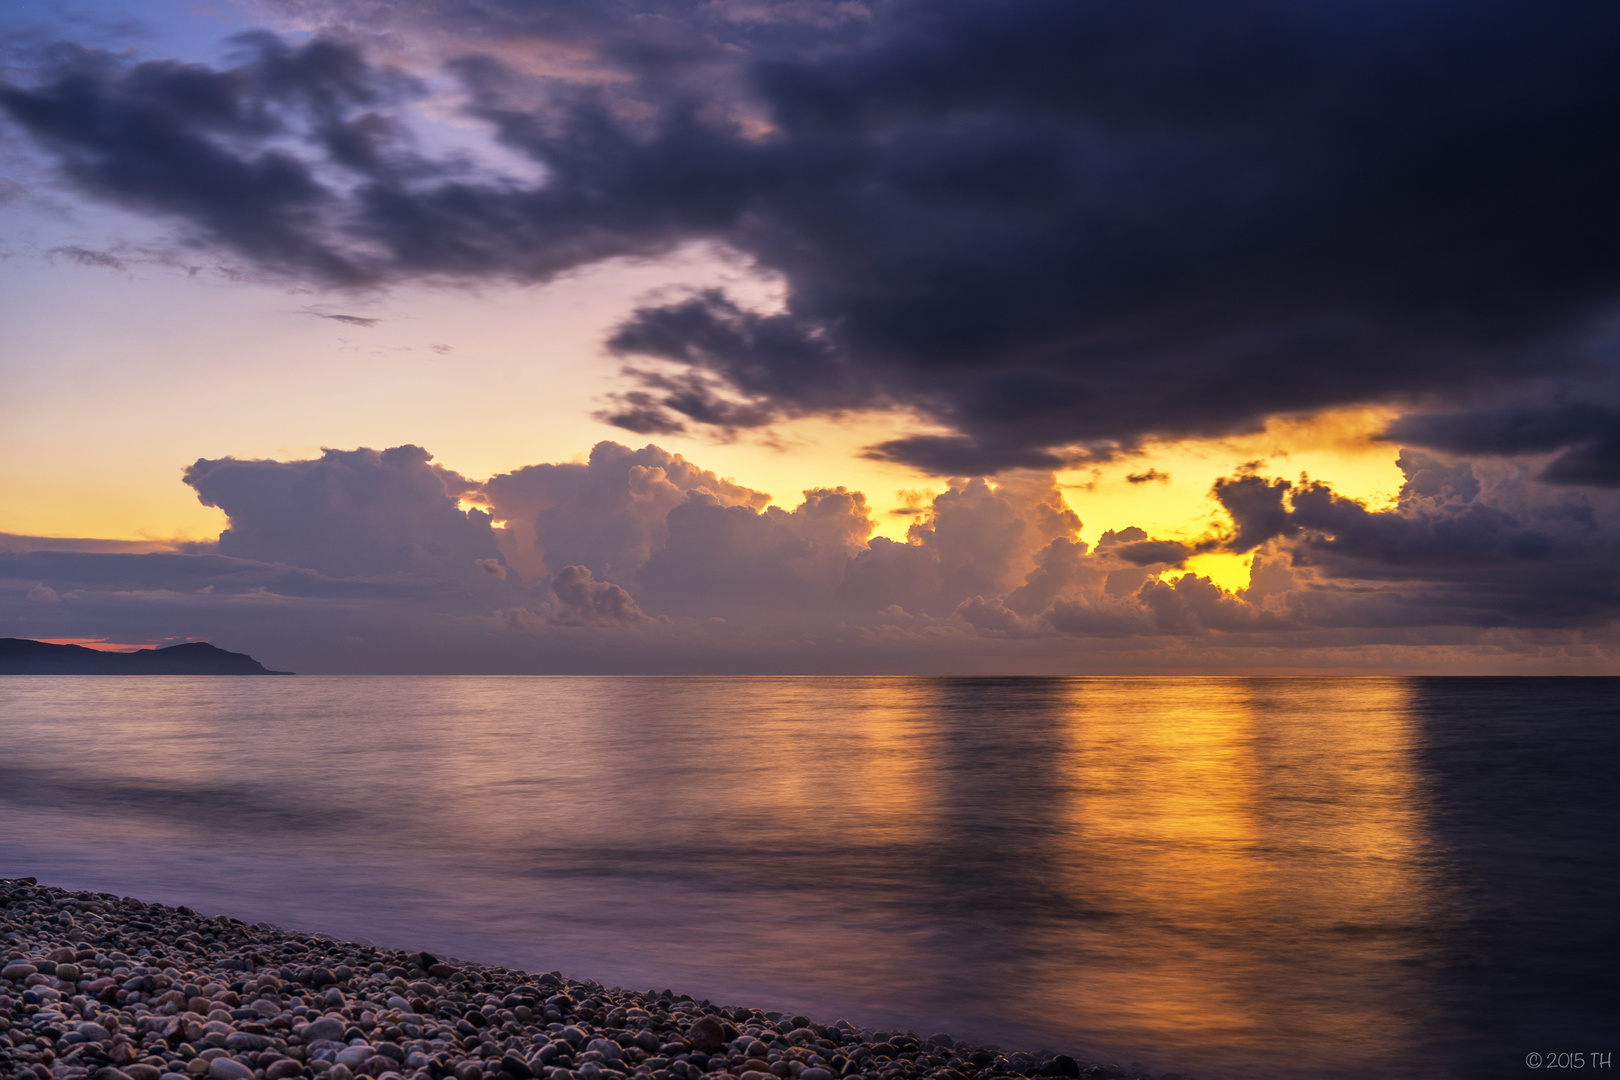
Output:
[{"xmin": 0, "ymin": 639, "xmax": 291, "ymax": 675}]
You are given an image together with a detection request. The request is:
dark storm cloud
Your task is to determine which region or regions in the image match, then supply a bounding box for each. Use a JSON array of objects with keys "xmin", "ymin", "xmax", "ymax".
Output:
[
  {"xmin": 1211, "ymin": 473, "xmax": 1297, "ymax": 553},
  {"xmin": 0, "ymin": 35, "xmax": 403, "ymax": 283},
  {"xmin": 6, "ymin": 0, "xmax": 1620, "ymax": 471},
  {"xmin": 1212, "ymin": 451, "xmax": 1620, "ymax": 628},
  {"xmin": 1387, "ymin": 404, "xmax": 1620, "ymax": 487},
  {"xmin": 598, "ymin": 290, "xmax": 862, "ymax": 433},
  {"xmin": 1110, "ymin": 540, "xmax": 1194, "ymax": 568}
]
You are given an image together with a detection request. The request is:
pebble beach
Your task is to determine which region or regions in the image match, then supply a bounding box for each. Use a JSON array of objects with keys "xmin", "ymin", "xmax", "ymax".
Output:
[{"xmin": 0, "ymin": 879, "xmax": 1167, "ymax": 1080}]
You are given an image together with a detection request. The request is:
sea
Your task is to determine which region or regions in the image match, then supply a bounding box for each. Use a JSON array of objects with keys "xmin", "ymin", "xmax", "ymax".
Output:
[{"xmin": 0, "ymin": 676, "xmax": 1615, "ymax": 1080}]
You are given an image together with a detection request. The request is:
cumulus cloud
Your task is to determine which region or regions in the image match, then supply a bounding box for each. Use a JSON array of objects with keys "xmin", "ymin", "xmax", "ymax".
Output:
[
  {"xmin": 5, "ymin": 2, "xmax": 1620, "ymax": 471},
  {"xmin": 637, "ymin": 484, "xmax": 873, "ymax": 621},
  {"xmin": 3, "ymin": 440, "xmax": 1620, "ymax": 671},
  {"xmin": 183, "ymin": 444, "xmax": 508, "ymax": 581},
  {"xmin": 548, "ymin": 565, "xmax": 653, "ymax": 627},
  {"xmin": 480, "ymin": 441, "xmax": 771, "ymax": 582}
]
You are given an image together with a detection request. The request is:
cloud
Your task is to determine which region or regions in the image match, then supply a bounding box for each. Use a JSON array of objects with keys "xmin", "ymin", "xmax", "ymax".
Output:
[
  {"xmin": 1212, "ymin": 473, "xmax": 1298, "ymax": 553},
  {"xmin": 0, "ymin": 534, "xmax": 176, "ymax": 554},
  {"xmin": 1387, "ymin": 404, "xmax": 1620, "ymax": 487},
  {"xmin": 304, "ymin": 308, "xmax": 380, "ymax": 327},
  {"xmin": 637, "ymin": 484, "xmax": 874, "ymax": 621},
  {"xmin": 480, "ymin": 440, "xmax": 771, "ymax": 582},
  {"xmin": 2, "ymin": 440, "xmax": 1619, "ymax": 671},
  {"xmin": 5, "ymin": 2, "xmax": 1620, "ymax": 471},
  {"xmin": 548, "ymin": 565, "xmax": 652, "ymax": 626},
  {"xmin": 0, "ymin": 35, "xmax": 421, "ymax": 284},
  {"xmin": 183, "ymin": 444, "xmax": 509, "ymax": 581},
  {"xmin": 1111, "ymin": 540, "xmax": 1194, "ymax": 568},
  {"xmin": 46, "ymin": 245, "xmax": 125, "ymax": 270},
  {"xmin": 1209, "ymin": 450, "xmax": 1620, "ymax": 630}
]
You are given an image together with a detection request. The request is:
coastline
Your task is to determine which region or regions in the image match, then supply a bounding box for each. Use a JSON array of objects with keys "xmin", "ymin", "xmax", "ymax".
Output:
[{"xmin": 0, "ymin": 880, "xmax": 1161, "ymax": 1080}]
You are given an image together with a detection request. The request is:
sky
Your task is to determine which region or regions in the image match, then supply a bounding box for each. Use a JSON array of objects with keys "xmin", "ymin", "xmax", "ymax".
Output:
[{"xmin": 1, "ymin": 0, "xmax": 1618, "ymax": 673}]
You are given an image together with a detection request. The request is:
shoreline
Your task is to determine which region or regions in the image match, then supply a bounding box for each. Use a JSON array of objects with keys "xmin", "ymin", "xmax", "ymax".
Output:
[{"xmin": 0, "ymin": 880, "xmax": 1171, "ymax": 1080}]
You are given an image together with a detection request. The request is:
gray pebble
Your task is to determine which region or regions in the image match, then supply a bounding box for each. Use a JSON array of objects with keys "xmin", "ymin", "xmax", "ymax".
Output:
[
  {"xmin": 335, "ymin": 1043, "xmax": 376, "ymax": 1067},
  {"xmin": 207, "ymin": 1059, "xmax": 255, "ymax": 1080},
  {"xmin": 302, "ymin": 1015, "xmax": 347, "ymax": 1042}
]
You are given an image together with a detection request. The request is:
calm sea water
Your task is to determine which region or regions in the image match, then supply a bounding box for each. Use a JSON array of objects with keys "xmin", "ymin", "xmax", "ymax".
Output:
[{"xmin": 0, "ymin": 677, "xmax": 1615, "ymax": 1079}]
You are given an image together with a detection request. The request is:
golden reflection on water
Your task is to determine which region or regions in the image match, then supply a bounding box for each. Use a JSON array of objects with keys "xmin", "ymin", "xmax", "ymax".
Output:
[{"xmin": 1031, "ymin": 678, "xmax": 1437, "ymax": 1074}]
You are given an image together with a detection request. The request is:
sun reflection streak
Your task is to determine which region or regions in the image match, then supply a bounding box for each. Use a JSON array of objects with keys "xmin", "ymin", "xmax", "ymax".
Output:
[{"xmin": 1022, "ymin": 678, "xmax": 1439, "ymax": 1074}]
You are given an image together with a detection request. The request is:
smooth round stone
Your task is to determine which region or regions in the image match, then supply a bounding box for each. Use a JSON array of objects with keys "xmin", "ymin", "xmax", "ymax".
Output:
[
  {"xmin": 689, "ymin": 1018, "xmax": 727, "ymax": 1054},
  {"xmin": 207, "ymin": 1059, "xmax": 255, "ymax": 1080},
  {"xmin": 500, "ymin": 1054, "xmax": 537, "ymax": 1079},
  {"xmin": 1, "ymin": 963, "xmax": 37, "ymax": 980},
  {"xmin": 800, "ymin": 1070, "xmax": 834, "ymax": 1080},
  {"xmin": 301, "ymin": 1016, "xmax": 346, "ymax": 1043},
  {"xmin": 78, "ymin": 1021, "xmax": 112, "ymax": 1042},
  {"xmin": 586, "ymin": 1038, "xmax": 622, "ymax": 1062},
  {"xmin": 336, "ymin": 1044, "xmax": 376, "ymax": 1067}
]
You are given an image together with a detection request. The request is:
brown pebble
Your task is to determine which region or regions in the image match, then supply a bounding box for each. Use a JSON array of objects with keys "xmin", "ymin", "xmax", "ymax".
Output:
[{"xmin": 690, "ymin": 1017, "xmax": 727, "ymax": 1054}]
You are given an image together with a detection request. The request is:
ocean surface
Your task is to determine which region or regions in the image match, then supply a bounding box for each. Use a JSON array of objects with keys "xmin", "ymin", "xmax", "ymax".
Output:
[{"xmin": 1, "ymin": 677, "xmax": 1615, "ymax": 1079}]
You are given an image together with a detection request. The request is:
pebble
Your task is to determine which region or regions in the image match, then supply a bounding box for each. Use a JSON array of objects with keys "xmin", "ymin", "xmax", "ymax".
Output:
[
  {"xmin": 336, "ymin": 1044, "xmax": 376, "ymax": 1067},
  {"xmin": 207, "ymin": 1058, "xmax": 255, "ymax": 1080},
  {"xmin": 0, "ymin": 876, "xmax": 1158, "ymax": 1080},
  {"xmin": 301, "ymin": 1015, "xmax": 346, "ymax": 1043}
]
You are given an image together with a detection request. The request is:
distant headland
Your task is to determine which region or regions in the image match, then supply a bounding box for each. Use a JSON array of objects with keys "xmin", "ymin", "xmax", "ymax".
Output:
[{"xmin": 0, "ymin": 638, "xmax": 291, "ymax": 675}]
